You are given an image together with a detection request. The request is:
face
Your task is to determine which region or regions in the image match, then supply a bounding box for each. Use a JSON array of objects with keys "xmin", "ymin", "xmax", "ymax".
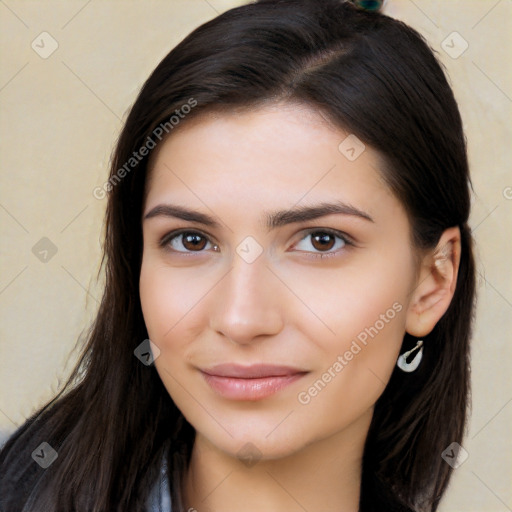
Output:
[{"xmin": 139, "ymin": 102, "xmax": 419, "ymax": 460}]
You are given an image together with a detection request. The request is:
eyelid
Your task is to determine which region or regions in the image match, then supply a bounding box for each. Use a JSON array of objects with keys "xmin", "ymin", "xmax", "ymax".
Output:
[{"xmin": 293, "ymin": 227, "xmax": 355, "ymax": 246}]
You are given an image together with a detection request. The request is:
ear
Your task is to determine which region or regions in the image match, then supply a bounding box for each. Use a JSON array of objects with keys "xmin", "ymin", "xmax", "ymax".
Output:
[{"xmin": 405, "ymin": 226, "xmax": 461, "ymax": 337}]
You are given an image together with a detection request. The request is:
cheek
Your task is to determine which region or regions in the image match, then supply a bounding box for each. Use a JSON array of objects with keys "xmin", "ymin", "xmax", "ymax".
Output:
[
  {"xmin": 290, "ymin": 286, "xmax": 409, "ymax": 441},
  {"xmin": 139, "ymin": 258, "xmax": 208, "ymax": 345},
  {"xmin": 275, "ymin": 247, "xmax": 414, "ymax": 352},
  {"xmin": 283, "ymin": 250, "xmax": 414, "ymax": 411},
  {"xmin": 139, "ymin": 262, "xmax": 173, "ymax": 341},
  {"xmin": 139, "ymin": 260, "xmax": 205, "ymax": 403}
]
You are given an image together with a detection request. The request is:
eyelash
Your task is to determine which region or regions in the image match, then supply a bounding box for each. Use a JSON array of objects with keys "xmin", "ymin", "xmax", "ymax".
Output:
[{"xmin": 158, "ymin": 228, "xmax": 354, "ymax": 260}]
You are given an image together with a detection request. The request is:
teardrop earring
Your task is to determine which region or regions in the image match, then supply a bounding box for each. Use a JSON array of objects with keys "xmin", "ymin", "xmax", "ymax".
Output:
[{"xmin": 397, "ymin": 339, "xmax": 423, "ymax": 373}]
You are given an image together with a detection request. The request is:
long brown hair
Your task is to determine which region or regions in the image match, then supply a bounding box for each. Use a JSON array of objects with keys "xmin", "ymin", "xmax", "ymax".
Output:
[{"xmin": 0, "ymin": 1, "xmax": 475, "ymax": 511}]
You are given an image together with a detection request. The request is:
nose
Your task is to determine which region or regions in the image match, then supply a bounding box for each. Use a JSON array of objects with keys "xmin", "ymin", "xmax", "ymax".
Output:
[{"xmin": 209, "ymin": 251, "xmax": 285, "ymax": 346}]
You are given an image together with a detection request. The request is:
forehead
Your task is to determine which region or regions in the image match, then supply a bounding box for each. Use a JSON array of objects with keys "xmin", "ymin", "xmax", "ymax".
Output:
[{"xmin": 144, "ymin": 103, "xmax": 397, "ymax": 223}]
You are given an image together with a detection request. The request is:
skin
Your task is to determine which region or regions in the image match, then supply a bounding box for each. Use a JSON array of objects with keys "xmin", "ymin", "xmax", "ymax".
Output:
[{"xmin": 139, "ymin": 102, "xmax": 460, "ymax": 512}]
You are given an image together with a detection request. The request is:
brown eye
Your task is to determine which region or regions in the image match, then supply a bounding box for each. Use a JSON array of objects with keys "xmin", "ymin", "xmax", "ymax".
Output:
[
  {"xmin": 181, "ymin": 233, "xmax": 208, "ymax": 251},
  {"xmin": 162, "ymin": 231, "xmax": 215, "ymax": 253},
  {"xmin": 310, "ymin": 232, "xmax": 336, "ymax": 251},
  {"xmin": 292, "ymin": 229, "xmax": 350, "ymax": 258}
]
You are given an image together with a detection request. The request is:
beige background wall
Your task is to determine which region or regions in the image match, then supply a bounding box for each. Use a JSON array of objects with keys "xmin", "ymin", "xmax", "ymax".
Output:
[{"xmin": 0, "ymin": 1, "xmax": 510, "ymax": 510}]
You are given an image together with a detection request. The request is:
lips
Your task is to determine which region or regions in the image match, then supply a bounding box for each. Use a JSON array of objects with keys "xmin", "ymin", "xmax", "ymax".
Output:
[
  {"xmin": 202, "ymin": 363, "xmax": 306, "ymax": 378},
  {"xmin": 199, "ymin": 364, "xmax": 308, "ymax": 400}
]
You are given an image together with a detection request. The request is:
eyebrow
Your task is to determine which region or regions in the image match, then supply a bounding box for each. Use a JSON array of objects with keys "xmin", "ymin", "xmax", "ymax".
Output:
[{"xmin": 143, "ymin": 201, "xmax": 374, "ymax": 229}]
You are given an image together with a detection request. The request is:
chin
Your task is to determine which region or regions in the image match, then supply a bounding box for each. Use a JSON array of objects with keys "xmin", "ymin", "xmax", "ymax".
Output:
[{"xmin": 193, "ymin": 417, "xmax": 314, "ymax": 463}]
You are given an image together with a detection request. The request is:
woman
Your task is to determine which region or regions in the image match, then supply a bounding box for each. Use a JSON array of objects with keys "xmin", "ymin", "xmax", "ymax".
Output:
[{"xmin": 0, "ymin": 1, "xmax": 475, "ymax": 510}]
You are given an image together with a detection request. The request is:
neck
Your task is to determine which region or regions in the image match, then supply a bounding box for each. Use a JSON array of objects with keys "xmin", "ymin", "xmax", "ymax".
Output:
[{"xmin": 182, "ymin": 409, "xmax": 372, "ymax": 512}]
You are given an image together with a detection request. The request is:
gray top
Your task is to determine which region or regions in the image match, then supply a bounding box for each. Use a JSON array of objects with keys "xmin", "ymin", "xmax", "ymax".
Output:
[
  {"xmin": 146, "ymin": 457, "xmax": 172, "ymax": 511},
  {"xmin": 0, "ymin": 428, "xmax": 173, "ymax": 511}
]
